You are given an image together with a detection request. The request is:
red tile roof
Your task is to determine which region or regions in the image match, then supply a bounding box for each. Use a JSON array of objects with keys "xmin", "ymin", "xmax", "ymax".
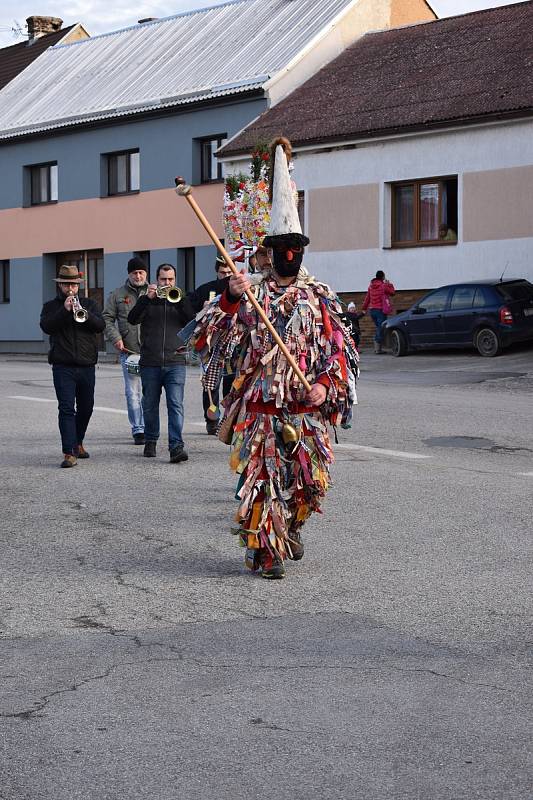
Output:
[
  {"xmin": 0, "ymin": 25, "xmax": 76, "ymax": 91},
  {"xmin": 220, "ymin": 1, "xmax": 533, "ymax": 156}
]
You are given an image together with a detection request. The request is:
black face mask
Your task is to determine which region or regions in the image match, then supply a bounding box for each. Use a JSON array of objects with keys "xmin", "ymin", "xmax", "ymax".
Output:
[{"xmin": 272, "ymin": 249, "xmax": 303, "ymax": 278}]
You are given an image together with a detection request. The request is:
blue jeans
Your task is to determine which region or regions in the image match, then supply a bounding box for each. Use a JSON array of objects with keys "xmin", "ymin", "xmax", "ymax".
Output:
[
  {"xmin": 141, "ymin": 365, "xmax": 186, "ymax": 450},
  {"xmin": 120, "ymin": 353, "xmax": 144, "ymax": 435},
  {"xmin": 370, "ymin": 309, "xmax": 387, "ymax": 343},
  {"xmin": 52, "ymin": 365, "xmax": 95, "ymax": 454}
]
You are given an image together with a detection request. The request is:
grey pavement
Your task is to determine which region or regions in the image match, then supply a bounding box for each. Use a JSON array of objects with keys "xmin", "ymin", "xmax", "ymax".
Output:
[{"xmin": 1, "ymin": 346, "xmax": 532, "ymax": 799}]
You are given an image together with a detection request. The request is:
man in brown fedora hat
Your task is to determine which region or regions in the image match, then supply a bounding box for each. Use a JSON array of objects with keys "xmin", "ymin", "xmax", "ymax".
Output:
[{"xmin": 40, "ymin": 265, "xmax": 105, "ymax": 467}]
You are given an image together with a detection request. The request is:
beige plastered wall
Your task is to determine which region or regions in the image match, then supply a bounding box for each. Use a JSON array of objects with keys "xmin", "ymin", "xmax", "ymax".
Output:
[
  {"xmin": 61, "ymin": 24, "xmax": 90, "ymax": 44},
  {"xmin": 463, "ymin": 166, "xmax": 533, "ymax": 242},
  {"xmin": 308, "ymin": 184, "xmax": 380, "ymax": 252},
  {"xmin": 266, "ymin": 0, "xmax": 435, "ymax": 107},
  {"xmin": 0, "ymin": 184, "xmax": 223, "ymax": 259},
  {"xmin": 390, "ymin": 0, "xmax": 436, "ymax": 27}
]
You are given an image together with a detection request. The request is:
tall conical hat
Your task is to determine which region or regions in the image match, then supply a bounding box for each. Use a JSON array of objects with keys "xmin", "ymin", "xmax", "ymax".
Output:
[{"xmin": 263, "ymin": 137, "xmax": 309, "ymax": 249}]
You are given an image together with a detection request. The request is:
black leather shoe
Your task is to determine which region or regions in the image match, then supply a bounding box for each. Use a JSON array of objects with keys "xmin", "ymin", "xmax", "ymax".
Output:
[
  {"xmin": 205, "ymin": 421, "xmax": 218, "ymax": 436},
  {"xmin": 169, "ymin": 445, "xmax": 188, "ymax": 463},
  {"xmin": 143, "ymin": 441, "xmax": 156, "ymax": 458},
  {"xmin": 261, "ymin": 560, "xmax": 286, "ymax": 580},
  {"xmin": 74, "ymin": 443, "xmax": 90, "ymax": 459},
  {"xmin": 133, "ymin": 433, "xmax": 145, "ymax": 445}
]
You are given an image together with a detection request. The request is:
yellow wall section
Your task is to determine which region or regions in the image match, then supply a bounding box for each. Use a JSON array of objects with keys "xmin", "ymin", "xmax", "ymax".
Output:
[
  {"xmin": 0, "ymin": 184, "xmax": 224, "ymax": 259},
  {"xmin": 463, "ymin": 166, "xmax": 533, "ymax": 242},
  {"xmin": 62, "ymin": 25, "xmax": 90, "ymax": 44},
  {"xmin": 390, "ymin": 0, "xmax": 436, "ymax": 27},
  {"xmin": 308, "ymin": 184, "xmax": 380, "ymax": 252}
]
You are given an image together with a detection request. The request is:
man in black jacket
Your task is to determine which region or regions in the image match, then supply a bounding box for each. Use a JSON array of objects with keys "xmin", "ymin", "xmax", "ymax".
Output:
[
  {"xmin": 40, "ymin": 265, "xmax": 105, "ymax": 468},
  {"xmin": 127, "ymin": 263, "xmax": 195, "ymax": 463}
]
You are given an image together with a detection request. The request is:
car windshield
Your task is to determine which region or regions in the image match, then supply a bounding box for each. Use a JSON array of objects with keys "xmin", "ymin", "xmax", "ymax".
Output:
[{"xmin": 494, "ymin": 281, "xmax": 533, "ymax": 301}]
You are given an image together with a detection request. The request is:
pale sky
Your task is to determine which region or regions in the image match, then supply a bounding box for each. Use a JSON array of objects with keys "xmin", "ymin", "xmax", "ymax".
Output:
[{"xmin": 0, "ymin": 0, "xmax": 525, "ymax": 47}]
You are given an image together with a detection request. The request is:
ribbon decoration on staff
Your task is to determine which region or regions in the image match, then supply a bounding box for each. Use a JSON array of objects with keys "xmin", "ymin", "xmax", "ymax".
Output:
[{"xmin": 174, "ymin": 177, "xmax": 312, "ymax": 393}]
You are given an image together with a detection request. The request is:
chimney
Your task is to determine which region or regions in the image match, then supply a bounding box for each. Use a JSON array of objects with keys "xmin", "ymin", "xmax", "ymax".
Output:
[
  {"xmin": 26, "ymin": 16, "xmax": 63, "ymax": 41},
  {"xmin": 138, "ymin": 18, "xmax": 158, "ymax": 24}
]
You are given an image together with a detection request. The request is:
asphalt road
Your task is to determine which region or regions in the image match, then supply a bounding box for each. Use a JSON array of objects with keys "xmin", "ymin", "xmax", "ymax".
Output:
[{"xmin": 1, "ymin": 346, "xmax": 532, "ymax": 800}]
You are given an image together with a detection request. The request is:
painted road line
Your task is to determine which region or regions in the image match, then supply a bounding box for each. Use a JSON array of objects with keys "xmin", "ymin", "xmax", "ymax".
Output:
[
  {"xmin": 9, "ymin": 396, "xmax": 127, "ymax": 415},
  {"xmin": 190, "ymin": 420, "xmax": 430, "ymax": 459},
  {"xmin": 9, "ymin": 395, "xmax": 55, "ymax": 403},
  {"xmin": 5, "ymin": 400, "xmax": 431, "ymax": 459},
  {"xmin": 518, "ymin": 472, "xmax": 533, "ymax": 477},
  {"xmin": 335, "ymin": 443, "xmax": 430, "ymax": 460}
]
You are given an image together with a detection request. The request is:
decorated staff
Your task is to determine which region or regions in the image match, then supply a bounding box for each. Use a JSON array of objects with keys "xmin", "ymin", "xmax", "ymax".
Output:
[{"xmin": 179, "ymin": 137, "xmax": 359, "ymax": 580}]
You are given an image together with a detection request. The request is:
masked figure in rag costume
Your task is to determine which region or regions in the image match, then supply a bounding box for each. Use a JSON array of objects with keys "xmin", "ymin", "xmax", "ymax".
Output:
[{"xmin": 192, "ymin": 137, "xmax": 359, "ymax": 579}]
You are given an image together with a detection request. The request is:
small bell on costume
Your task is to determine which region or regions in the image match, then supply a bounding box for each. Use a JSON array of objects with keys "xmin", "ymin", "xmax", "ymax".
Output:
[
  {"xmin": 281, "ymin": 422, "xmax": 299, "ymax": 453},
  {"xmin": 206, "ymin": 388, "xmax": 219, "ymax": 420}
]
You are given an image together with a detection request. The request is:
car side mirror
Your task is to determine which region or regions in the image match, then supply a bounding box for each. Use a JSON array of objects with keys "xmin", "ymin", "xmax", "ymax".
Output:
[{"xmin": 412, "ymin": 307, "xmax": 426, "ymax": 315}]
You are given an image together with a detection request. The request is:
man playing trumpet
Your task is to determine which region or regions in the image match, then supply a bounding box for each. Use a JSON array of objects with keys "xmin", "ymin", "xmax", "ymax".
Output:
[
  {"xmin": 40, "ymin": 264, "xmax": 105, "ymax": 468},
  {"xmin": 127, "ymin": 263, "xmax": 195, "ymax": 463}
]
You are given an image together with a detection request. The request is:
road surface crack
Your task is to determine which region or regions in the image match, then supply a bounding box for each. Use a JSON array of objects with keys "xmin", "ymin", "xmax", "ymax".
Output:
[
  {"xmin": 391, "ymin": 666, "xmax": 514, "ymax": 693},
  {"xmin": 0, "ymin": 664, "xmax": 120, "ymax": 720},
  {"xmin": 139, "ymin": 533, "xmax": 176, "ymax": 554},
  {"xmin": 71, "ymin": 615, "xmax": 124, "ymax": 635},
  {"xmin": 0, "ymin": 654, "xmax": 185, "ymax": 720},
  {"xmin": 114, "ymin": 570, "xmax": 156, "ymax": 595}
]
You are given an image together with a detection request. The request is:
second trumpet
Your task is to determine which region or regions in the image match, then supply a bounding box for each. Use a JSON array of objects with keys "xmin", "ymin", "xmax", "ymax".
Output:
[{"xmin": 155, "ymin": 285, "xmax": 184, "ymax": 303}]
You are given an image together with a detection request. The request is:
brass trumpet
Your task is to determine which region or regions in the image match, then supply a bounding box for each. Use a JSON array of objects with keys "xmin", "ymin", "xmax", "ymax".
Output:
[
  {"xmin": 155, "ymin": 285, "xmax": 184, "ymax": 303},
  {"xmin": 70, "ymin": 292, "xmax": 88, "ymax": 323}
]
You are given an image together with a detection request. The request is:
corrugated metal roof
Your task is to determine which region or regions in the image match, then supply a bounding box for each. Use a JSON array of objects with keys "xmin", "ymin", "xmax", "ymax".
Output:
[{"xmin": 0, "ymin": 0, "xmax": 357, "ymax": 140}]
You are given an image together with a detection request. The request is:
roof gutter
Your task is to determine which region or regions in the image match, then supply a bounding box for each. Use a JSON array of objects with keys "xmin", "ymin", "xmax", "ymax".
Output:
[
  {"xmin": 218, "ymin": 110, "xmax": 533, "ymax": 162},
  {"xmin": 0, "ymin": 83, "xmax": 266, "ymax": 142},
  {"xmin": 0, "ymin": 88, "xmax": 265, "ymax": 144}
]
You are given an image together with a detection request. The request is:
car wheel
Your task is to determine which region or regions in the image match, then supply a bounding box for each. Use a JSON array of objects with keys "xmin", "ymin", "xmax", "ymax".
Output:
[
  {"xmin": 475, "ymin": 327, "xmax": 501, "ymax": 357},
  {"xmin": 390, "ymin": 329, "xmax": 408, "ymax": 357}
]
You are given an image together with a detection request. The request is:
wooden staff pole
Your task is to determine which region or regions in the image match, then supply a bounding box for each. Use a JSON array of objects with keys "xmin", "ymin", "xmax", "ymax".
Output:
[{"xmin": 174, "ymin": 178, "xmax": 312, "ymax": 392}]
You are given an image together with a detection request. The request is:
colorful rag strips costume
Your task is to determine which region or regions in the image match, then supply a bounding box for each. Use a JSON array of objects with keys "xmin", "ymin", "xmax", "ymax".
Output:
[{"xmin": 192, "ymin": 267, "xmax": 359, "ymax": 563}]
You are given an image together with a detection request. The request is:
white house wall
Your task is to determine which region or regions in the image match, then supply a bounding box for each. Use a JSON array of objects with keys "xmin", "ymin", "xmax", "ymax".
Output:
[{"xmin": 226, "ymin": 119, "xmax": 533, "ymax": 292}]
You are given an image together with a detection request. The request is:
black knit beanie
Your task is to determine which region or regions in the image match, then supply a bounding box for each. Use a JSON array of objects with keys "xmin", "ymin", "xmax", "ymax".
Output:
[{"xmin": 128, "ymin": 256, "xmax": 147, "ymax": 273}]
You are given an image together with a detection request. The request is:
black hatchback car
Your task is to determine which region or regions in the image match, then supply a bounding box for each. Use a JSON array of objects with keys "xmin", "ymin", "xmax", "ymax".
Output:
[{"xmin": 383, "ymin": 279, "xmax": 533, "ymax": 357}]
